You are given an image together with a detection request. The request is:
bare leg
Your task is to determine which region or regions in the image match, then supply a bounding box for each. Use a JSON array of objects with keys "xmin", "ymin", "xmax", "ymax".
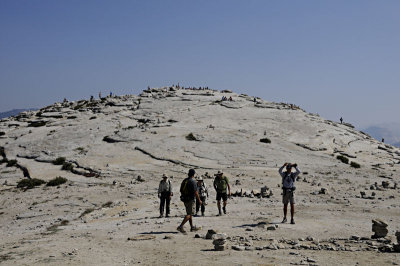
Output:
[
  {"xmin": 179, "ymin": 215, "xmax": 190, "ymax": 228},
  {"xmin": 189, "ymin": 215, "xmax": 193, "ymax": 228},
  {"xmin": 283, "ymin": 203, "xmax": 288, "ymax": 218},
  {"xmin": 217, "ymin": 200, "xmax": 221, "ymax": 214},
  {"xmin": 290, "ymin": 204, "xmax": 295, "ymax": 219}
]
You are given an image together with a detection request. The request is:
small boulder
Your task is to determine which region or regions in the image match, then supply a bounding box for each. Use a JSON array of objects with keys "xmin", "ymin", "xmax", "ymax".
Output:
[
  {"xmin": 232, "ymin": 245, "xmax": 245, "ymax": 251},
  {"xmin": 319, "ymin": 188, "xmax": 328, "ymax": 194},
  {"xmin": 205, "ymin": 229, "xmax": 217, "ymax": 239},
  {"xmin": 372, "ymin": 219, "xmax": 388, "ymax": 238}
]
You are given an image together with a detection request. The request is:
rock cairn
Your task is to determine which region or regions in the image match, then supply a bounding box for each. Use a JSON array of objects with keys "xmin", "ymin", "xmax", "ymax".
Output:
[
  {"xmin": 232, "ymin": 186, "xmax": 273, "ymax": 198},
  {"xmin": 205, "ymin": 229, "xmax": 217, "ymax": 239},
  {"xmin": 371, "ymin": 219, "xmax": 388, "ymax": 238},
  {"xmin": 212, "ymin": 233, "xmax": 227, "ymax": 251}
]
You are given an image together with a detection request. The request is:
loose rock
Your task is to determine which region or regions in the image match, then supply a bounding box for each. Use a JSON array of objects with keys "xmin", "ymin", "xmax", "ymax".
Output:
[{"xmin": 372, "ymin": 219, "xmax": 388, "ymax": 238}]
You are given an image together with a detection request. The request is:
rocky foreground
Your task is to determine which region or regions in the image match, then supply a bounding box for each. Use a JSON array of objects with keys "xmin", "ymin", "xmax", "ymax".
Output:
[{"xmin": 0, "ymin": 86, "xmax": 399, "ymax": 265}]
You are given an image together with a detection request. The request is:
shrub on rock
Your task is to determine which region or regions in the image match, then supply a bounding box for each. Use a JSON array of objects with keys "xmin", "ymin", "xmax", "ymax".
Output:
[
  {"xmin": 350, "ymin": 161, "xmax": 361, "ymax": 168},
  {"xmin": 6, "ymin": 159, "xmax": 17, "ymax": 167},
  {"xmin": 337, "ymin": 155, "xmax": 349, "ymax": 164},
  {"xmin": 17, "ymin": 178, "xmax": 46, "ymax": 189},
  {"xmin": 186, "ymin": 133, "xmax": 198, "ymax": 141},
  {"xmin": 47, "ymin": 176, "xmax": 67, "ymax": 186},
  {"xmin": 260, "ymin": 138, "xmax": 271, "ymax": 144},
  {"xmin": 62, "ymin": 162, "xmax": 74, "ymax": 171},
  {"xmin": 53, "ymin": 157, "xmax": 66, "ymax": 165}
]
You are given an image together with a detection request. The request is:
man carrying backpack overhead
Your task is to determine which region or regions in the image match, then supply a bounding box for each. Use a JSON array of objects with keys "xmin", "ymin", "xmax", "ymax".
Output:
[
  {"xmin": 213, "ymin": 170, "xmax": 231, "ymax": 216},
  {"xmin": 177, "ymin": 169, "xmax": 202, "ymax": 233},
  {"xmin": 279, "ymin": 162, "xmax": 301, "ymax": 224}
]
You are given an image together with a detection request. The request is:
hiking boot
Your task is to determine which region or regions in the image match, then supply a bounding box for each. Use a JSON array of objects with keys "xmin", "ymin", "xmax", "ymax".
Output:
[
  {"xmin": 159, "ymin": 214, "xmax": 163, "ymax": 218},
  {"xmin": 201, "ymin": 212, "xmax": 204, "ymax": 217},
  {"xmin": 194, "ymin": 213, "xmax": 198, "ymax": 217},
  {"xmin": 222, "ymin": 206, "xmax": 226, "ymax": 214},
  {"xmin": 217, "ymin": 211, "xmax": 222, "ymax": 216},
  {"xmin": 190, "ymin": 226, "xmax": 201, "ymax": 232},
  {"xmin": 290, "ymin": 219, "xmax": 295, "ymax": 224},
  {"xmin": 281, "ymin": 217, "xmax": 287, "ymax": 223},
  {"xmin": 177, "ymin": 226, "xmax": 186, "ymax": 234},
  {"xmin": 166, "ymin": 214, "xmax": 169, "ymax": 218}
]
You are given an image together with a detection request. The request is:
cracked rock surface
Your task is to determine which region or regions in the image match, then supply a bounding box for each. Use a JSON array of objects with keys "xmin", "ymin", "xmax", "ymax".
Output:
[{"xmin": 0, "ymin": 86, "xmax": 399, "ymax": 265}]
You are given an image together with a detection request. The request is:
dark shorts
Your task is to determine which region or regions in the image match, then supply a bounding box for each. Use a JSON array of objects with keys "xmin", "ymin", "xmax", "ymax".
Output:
[
  {"xmin": 282, "ymin": 190, "xmax": 295, "ymax": 205},
  {"xmin": 184, "ymin": 200, "xmax": 196, "ymax": 215},
  {"xmin": 216, "ymin": 192, "xmax": 228, "ymax": 201}
]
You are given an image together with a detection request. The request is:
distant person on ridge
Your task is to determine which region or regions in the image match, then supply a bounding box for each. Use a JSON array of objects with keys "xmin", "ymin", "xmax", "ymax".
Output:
[
  {"xmin": 279, "ymin": 163, "xmax": 301, "ymax": 224},
  {"xmin": 158, "ymin": 174, "xmax": 173, "ymax": 218},
  {"xmin": 340, "ymin": 117, "xmax": 343, "ymax": 124},
  {"xmin": 213, "ymin": 170, "xmax": 231, "ymax": 216},
  {"xmin": 177, "ymin": 169, "xmax": 202, "ymax": 233}
]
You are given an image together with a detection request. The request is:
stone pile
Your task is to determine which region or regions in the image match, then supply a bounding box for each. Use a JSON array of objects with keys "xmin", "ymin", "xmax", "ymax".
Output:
[
  {"xmin": 260, "ymin": 186, "xmax": 273, "ymax": 198},
  {"xmin": 205, "ymin": 229, "xmax": 217, "ymax": 239},
  {"xmin": 212, "ymin": 233, "xmax": 227, "ymax": 251},
  {"xmin": 359, "ymin": 191, "xmax": 375, "ymax": 200},
  {"xmin": 232, "ymin": 187, "xmax": 273, "ymax": 198},
  {"xmin": 371, "ymin": 219, "xmax": 388, "ymax": 238}
]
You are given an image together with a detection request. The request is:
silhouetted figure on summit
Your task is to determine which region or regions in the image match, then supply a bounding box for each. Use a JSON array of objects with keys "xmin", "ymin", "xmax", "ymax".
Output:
[{"xmin": 340, "ymin": 117, "xmax": 343, "ymax": 124}]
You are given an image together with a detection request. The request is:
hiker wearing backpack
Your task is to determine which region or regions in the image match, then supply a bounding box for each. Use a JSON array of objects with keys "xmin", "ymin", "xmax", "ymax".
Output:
[
  {"xmin": 195, "ymin": 178, "xmax": 209, "ymax": 216},
  {"xmin": 213, "ymin": 170, "xmax": 231, "ymax": 216},
  {"xmin": 177, "ymin": 169, "xmax": 202, "ymax": 233},
  {"xmin": 158, "ymin": 174, "xmax": 173, "ymax": 218},
  {"xmin": 279, "ymin": 163, "xmax": 301, "ymax": 224}
]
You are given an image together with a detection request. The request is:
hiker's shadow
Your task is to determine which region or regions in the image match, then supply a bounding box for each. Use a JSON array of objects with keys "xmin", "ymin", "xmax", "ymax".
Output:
[
  {"xmin": 233, "ymin": 223, "xmax": 260, "ymax": 228},
  {"xmin": 140, "ymin": 231, "xmax": 178, "ymax": 235},
  {"xmin": 201, "ymin": 249, "xmax": 217, "ymax": 252}
]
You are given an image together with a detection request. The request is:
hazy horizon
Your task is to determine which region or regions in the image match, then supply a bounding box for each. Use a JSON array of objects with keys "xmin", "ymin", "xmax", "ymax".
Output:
[{"xmin": 1, "ymin": 1, "xmax": 400, "ymax": 129}]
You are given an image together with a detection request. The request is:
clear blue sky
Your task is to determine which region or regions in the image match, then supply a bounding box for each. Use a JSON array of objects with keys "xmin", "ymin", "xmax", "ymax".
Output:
[{"xmin": 1, "ymin": 0, "xmax": 399, "ymax": 128}]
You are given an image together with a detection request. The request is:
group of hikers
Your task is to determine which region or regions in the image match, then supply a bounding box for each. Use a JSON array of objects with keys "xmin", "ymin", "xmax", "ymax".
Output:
[
  {"xmin": 221, "ymin": 96, "xmax": 233, "ymax": 101},
  {"xmin": 158, "ymin": 163, "xmax": 301, "ymax": 233}
]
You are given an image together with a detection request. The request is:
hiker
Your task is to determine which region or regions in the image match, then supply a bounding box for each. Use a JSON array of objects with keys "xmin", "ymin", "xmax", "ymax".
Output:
[
  {"xmin": 195, "ymin": 178, "xmax": 209, "ymax": 216},
  {"xmin": 177, "ymin": 169, "xmax": 202, "ymax": 233},
  {"xmin": 213, "ymin": 170, "xmax": 231, "ymax": 216},
  {"xmin": 158, "ymin": 174, "xmax": 173, "ymax": 218},
  {"xmin": 279, "ymin": 163, "xmax": 301, "ymax": 224},
  {"xmin": 340, "ymin": 117, "xmax": 343, "ymax": 124}
]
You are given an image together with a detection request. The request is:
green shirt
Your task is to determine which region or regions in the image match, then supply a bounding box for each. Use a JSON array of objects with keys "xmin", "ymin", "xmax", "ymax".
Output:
[{"xmin": 214, "ymin": 176, "xmax": 229, "ymax": 193}]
